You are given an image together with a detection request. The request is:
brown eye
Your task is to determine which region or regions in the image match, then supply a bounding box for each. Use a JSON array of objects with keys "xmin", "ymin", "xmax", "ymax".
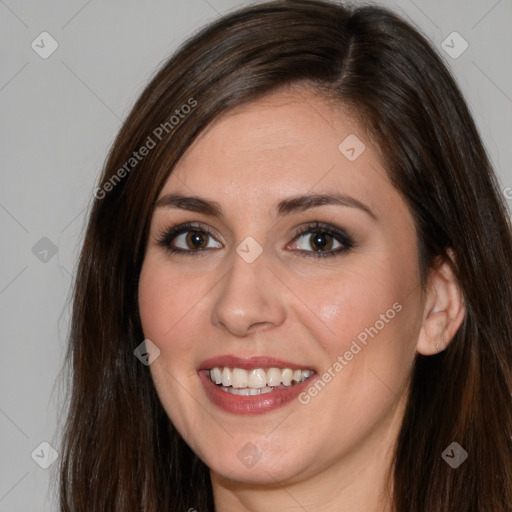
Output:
[
  {"xmin": 185, "ymin": 231, "xmax": 209, "ymax": 249},
  {"xmin": 157, "ymin": 224, "xmax": 223, "ymax": 254},
  {"xmin": 309, "ymin": 232, "xmax": 334, "ymax": 251},
  {"xmin": 293, "ymin": 230, "xmax": 341, "ymax": 253},
  {"xmin": 288, "ymin": 222, "xmax": 355, "ymax": 258}
]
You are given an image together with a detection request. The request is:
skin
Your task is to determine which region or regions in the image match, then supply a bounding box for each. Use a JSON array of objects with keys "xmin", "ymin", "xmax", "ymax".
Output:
[{"xmin": 138, "ymin": 85, "xmax": 465, "ymax": 512}]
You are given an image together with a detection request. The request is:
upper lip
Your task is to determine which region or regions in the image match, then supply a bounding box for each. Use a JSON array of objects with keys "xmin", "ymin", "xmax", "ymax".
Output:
[{"xmin": 198, "ymin": 355, "xmax": 314, "ymax": 372}]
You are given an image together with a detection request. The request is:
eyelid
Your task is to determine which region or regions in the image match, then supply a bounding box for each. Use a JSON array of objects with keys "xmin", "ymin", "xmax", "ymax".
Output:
[
  {"xmin": 287, "ymin": 221, "xmax": 355, "ymax": 255},
  {"xmin": 155, "ymin": 222, "xmax": 224, "ymax": 249}
]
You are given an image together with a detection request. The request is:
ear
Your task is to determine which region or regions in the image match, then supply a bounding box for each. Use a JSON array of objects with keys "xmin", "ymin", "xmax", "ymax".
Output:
[{"xmin": 416, "ymin": 250, "xmax": 466, "ymax": 355}]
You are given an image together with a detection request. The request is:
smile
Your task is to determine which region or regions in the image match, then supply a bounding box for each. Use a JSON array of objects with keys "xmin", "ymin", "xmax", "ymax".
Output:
[
  {"xmin": 209, "ymin": 367, "xmax": 314, "ymax": 395},
  {"xmin": 198, "ymin": 355, "xmax": 318, "ymax": 414}
]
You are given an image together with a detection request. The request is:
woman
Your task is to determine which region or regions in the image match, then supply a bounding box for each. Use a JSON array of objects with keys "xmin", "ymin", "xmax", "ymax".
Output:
[{"xmin": 58, "ymin": 0, "xmax": 512, "ymax": 510}]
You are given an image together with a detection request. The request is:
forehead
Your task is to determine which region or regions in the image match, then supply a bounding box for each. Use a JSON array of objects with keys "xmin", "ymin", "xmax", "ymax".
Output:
[
  {"xmin": 179, "ymin": 87, "xmax": 361, "ymax": 164},
  {"xmin": 159, "ymin": 86, "xmax": 392, "ymax": 215}
]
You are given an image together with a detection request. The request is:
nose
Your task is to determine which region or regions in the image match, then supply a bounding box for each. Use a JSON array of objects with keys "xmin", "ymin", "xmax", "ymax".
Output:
[{"xmin": 211, "ymin": 248, "xmax": 286, "ymax": 337}]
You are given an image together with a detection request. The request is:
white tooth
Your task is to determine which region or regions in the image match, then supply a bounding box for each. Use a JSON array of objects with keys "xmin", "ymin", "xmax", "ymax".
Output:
[
  {"xmin": 267, "ymin": 367, "xmax": 282, "ymax": 386},
  {"xmin": 219, "ymin": 385, "xmax": 281, "ymax": 395},
  {"xmin": 301, "ymin": 370, "xmax": 312, "ymax": 381},
  {"xmin": 293, "ymin": 369, "xmax": 302, "ymax": 383},
  {"xmin": 221, "ymin": 367, "xmax": 232, "ymax": 387},
  {"xmin": 281, "ymin": 368, "xmax": 293, "ymax": 386},
  {"xmin": 212, "ymin": 367, "xmax": 222, "ymax": 385},
  {"xmin": 232, "ymin": 368, "xmax": 249, "ymax": 388},
  {"xmin": 248, "ymin": 369, "xmax": 266, "ymax": 388}
]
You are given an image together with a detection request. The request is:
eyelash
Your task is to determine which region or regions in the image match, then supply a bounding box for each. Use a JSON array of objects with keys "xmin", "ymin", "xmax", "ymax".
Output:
[{"xmin": 155, "ymin": 221, "xmax": 355, "ymax": 259}]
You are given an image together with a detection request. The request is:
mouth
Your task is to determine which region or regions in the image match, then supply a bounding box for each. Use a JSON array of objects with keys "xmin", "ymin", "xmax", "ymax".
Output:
[
  {"xmin": 208, "ymin": 366, "xmax": 314, "ymax": 396},
  {"xmin": 197, "ymin": 356, "xmax": 317, "ymax": 414}
]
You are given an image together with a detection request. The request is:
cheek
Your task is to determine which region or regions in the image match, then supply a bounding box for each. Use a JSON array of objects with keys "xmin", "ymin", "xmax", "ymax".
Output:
[
  {"xmin": 300, "ymin": 277, "xmax": 416, "ymax": 441},
  {"xmin": 138, "ymin": 256, "xmax": 205, "ymax": 341},
  {"xmin": 302, "ymin": 249, "xmax": 419, "ymax": 407},
  {"xmin": 311, "ymin": 263, "xmax": 406, "ymax": 354},
  {"xmin": 138, "ymin": 257, "xmax": 207, "ymax": 439}
]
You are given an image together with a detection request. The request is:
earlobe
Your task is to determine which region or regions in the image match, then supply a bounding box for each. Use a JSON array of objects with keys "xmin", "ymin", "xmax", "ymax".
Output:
[
  {"xmin": 417, "ymin": 310, "xmax": 449, "ymax": 355},
  {"xmin": 416, "ymin": 252, "xmax": 466, "ymax": 356}
]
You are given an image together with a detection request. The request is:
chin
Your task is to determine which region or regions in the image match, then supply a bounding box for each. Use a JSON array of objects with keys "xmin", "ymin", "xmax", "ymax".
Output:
[{"xmin": 198, "ymin": 435, "xmax": 316, "ymax": 486}]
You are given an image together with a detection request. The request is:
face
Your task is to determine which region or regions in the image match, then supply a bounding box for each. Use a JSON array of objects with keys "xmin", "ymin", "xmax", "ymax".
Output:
[{"xmin": 138, "ymin": 86, "xmax": 425, "ymax": 488}]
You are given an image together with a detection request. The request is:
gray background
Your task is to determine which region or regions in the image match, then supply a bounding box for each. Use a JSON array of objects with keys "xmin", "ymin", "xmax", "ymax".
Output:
[{"xmin": 0, "ymin": 0, "xmax": 511, "ymax": 510}]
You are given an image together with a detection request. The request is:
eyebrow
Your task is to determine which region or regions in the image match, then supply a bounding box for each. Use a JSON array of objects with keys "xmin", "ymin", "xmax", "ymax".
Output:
[{"xmin": 154, "ymin": 192, "xmax": 377, "ymax": 221}]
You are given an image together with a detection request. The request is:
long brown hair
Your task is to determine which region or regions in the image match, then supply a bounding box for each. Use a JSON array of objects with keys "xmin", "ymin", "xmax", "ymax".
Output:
[{"xmin": 57, "ymin": 1, "xmax": 512, "ymax": 510}]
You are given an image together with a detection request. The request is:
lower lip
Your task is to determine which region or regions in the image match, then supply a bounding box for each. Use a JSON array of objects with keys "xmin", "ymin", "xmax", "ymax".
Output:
[{"xmin": 198, "ymin": 370, "xmax": 317, "ymax": 415}]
